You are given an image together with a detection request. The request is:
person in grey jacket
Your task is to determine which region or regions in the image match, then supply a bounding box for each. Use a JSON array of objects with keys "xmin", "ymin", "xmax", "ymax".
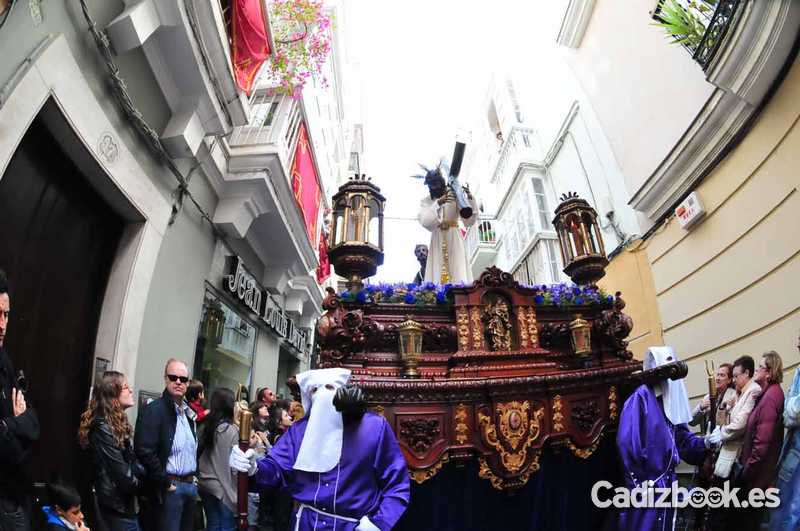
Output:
[{"xmin": 198, "ymin": 388, "xmax": 239, "ymax": 531}]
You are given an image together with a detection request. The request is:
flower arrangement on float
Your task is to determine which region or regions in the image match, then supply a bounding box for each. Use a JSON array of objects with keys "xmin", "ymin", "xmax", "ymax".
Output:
[{"xmin": 337, "ymin": 281, "xmax": 615, "ymax": 308}]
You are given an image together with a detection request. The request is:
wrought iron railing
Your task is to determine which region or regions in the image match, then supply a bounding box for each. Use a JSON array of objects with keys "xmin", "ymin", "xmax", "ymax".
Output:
[
  {"xmin": 652, "ymin": 0, "xmax": 742, "ymax": 69},
  {"xmin": 692, "ymin": 0, "xmax": 741, "ymax": 68}
]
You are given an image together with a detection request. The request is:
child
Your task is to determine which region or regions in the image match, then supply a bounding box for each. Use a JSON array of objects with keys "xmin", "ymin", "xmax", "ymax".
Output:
[
  {"xmin": 42, "ymin": 482, "xmax": 91, "ymax": 530},
  {"xmin": 186, "ymin": 379, "xmax": 209, "ymax": 422}
]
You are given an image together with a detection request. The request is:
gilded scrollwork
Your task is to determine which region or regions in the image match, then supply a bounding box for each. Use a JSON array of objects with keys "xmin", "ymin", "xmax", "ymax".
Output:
[
  {"xmin": 456, "ymin": 307, "xmax": 470, "ymax": 351},
  {"xmin": 552, "ymin": 395, "xmax": 564, "ymax": 432},
  {"xmin": 477, "ymin": 401, "xmax": 543, "ymax": 474},
  {"xmin": 455, "ymin": 404, "xmax": 469, "ymax": 445},
  {"xmin": 478, "ymin": 452, "xmax": 541, "ymax": 490},
  {"xmin": 409, "ymin": 452, "xmax": 450, "ymax": 484},
  {"xmin": 470, "ymin": 306, "xmax": 484, "ymax": 350},
  {"xmin": 567, "ymin": 438, "xmax": 601, "ymax": 459},
  {"xmin": 608, "ymin": 386, "xmax": 618, "ymax": 422},
  {"xmin": 526, "ymin": 307, "xmax": 539, "ymax": 347},
  {"xmin": 518, "ymin": 309, "xmax": 529, "ymax": 348}
]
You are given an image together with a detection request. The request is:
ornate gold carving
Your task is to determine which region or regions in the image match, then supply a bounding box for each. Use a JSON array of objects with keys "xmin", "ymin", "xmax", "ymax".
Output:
[
  {"xmin": 371, "ymin": 405, "xmax": 385, "ymax": 417},
  {"xmin": 410, "ymin": 452, "xmax": 450, "ymax": 484},
  {"xmin": 481, "ymin": 299, "xmax": 513, "ymax": 351},
  {"xmin": 608, "ymin": 386, "xmax": 618, "ymax": 422},
  {"xmin": 552, "ymin": 395, "xmax": 564, "ymax": 432},
  {"xmin": 478, "ymin": 452, "xmax": 541, "ymax": 490},
  {"xmin": 567, "ymin": 438, "xmax": 601, "ymax": 459},
  {"xmin": 527, "ymin": 307, "xmax": 539, "ymax": 347},
  {"xmin": 470, "ymin": 307, "xmax": 484, "ymax": 350},
  {"xmin": 456, "ymin": 307, "xmax": 470, "ymax": 351},
  {"xmin": 455, "ymin": 404, "xmax": 469, "ymax": 445},
  {"xmin": 518, "ymin": 309, "xmax": 529, "ymax": 348},
  {"xmin": 440, "ymin": 237, "xmax": 451, "ymax": 284},
  {"xmin": 478, "ymin": 401, "xmax": 543, "ymax": 474}
]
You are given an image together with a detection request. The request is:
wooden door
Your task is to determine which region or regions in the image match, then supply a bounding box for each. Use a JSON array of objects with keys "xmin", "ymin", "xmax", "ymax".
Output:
[{"xmin": 0, "ymin": 105, "xmax": 124, "ymax": 517}]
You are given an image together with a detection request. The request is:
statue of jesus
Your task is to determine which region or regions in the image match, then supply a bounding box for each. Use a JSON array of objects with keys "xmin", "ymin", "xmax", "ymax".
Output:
[{"xmin": 416, "ymin": 166, "xmax": 478, "ymax": 285}]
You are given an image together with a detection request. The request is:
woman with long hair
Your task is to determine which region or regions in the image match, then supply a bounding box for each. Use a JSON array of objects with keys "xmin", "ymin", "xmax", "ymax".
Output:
[
  {"xmin": 78, "ymin": 371, "xmax": 142, "ymax": 531},
  {"xmin": 197, "ymin": 388, "xmax": 239, "ymax": 531},
  {"xmin": 266, "ymin": 405, "xmax": 293, "ymax": 446}
]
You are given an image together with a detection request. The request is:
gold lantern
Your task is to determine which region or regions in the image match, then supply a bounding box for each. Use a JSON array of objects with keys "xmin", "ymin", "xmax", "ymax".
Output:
[
  {"xmin": 552, "ymin": 192, "xmax": 609, "ymax": 286},
  {"xmin": 328, "ymin": 174, "xmax": 385, "ymax": 291},
  {"xmin": 569, "ymin": 314, "xmax": 592, "ymax": 357},
  {"xmin": 397, "ymin": 316, "xmax": 424, "ymax": 378}
]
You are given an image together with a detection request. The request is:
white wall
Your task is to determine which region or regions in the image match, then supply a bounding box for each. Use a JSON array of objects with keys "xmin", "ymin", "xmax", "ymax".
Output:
[{"xmin": 559, "ymin": 0, "xmax": 715, "ymax": 197}]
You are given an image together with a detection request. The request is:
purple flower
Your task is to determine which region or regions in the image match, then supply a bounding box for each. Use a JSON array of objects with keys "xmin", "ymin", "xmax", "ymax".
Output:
[{"xmin": 404, "ymin": 292, "xmax": 416, "ymax": 304}]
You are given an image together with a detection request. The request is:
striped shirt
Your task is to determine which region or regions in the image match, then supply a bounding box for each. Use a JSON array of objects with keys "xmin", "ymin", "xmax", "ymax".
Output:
[{"xmin": 166, "ymin": 401, "xmax": 197, "ymax": 476}]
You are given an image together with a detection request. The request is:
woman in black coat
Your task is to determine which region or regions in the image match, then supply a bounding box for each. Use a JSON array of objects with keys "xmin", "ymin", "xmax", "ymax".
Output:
[{"xmin": 79, "ymin": 371, "xmax": 144, "ymax": 531}]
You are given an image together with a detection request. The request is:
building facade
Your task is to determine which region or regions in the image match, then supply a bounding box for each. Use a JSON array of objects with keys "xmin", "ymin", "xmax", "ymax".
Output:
[
  {"xmin": 554, "ymin": 0, "xmax": 800, "ymax": 399},
  {"xmin": 462, "ymin": 72, "xmax": 661, "ymax": 358},
  {"xmin": 0, "ymin": 0, "xmax": 348, "ymax": 493}
]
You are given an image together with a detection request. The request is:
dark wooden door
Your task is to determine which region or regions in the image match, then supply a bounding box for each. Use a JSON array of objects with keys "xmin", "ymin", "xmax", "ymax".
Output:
[{"xmin": 0, "ymin": 104, "xmax": 123, "ymax": 514}]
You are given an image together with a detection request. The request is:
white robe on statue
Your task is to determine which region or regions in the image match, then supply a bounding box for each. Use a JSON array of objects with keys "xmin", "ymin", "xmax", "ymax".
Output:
[{"xmin": 418, "ymin": 190, "xmax": 478, "ymax": 285}]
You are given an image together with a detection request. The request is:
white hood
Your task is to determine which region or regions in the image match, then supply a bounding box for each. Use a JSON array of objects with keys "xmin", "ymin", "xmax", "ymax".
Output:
[{"xmin": 645, "ymin": 346, "xmax": 693, "ymax": 426}]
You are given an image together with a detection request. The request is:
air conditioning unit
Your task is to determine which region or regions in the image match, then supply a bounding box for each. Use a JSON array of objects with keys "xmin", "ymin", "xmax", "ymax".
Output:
[{"xmin": 675, "ymin": 192, "xmax": 706, "ymax": 230}]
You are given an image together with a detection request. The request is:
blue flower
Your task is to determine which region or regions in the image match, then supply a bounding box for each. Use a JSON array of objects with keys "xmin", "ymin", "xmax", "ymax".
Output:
[
  {"xmin": 422, "ymin": 281, "xmax": 436, "ymax": 291},
  {"xmin": 356, "ymin": 291, "xmax": 368, "ymax": 303},
  {"xmin": 540, "ymin": 284, "xmax": 549, "ymax": 291},
  {"xmin": 406, "ymin": 282, "xmax": 418, "ymax": 290},
  {"xmin": 382, "ymin": 287, "xmax": 394, "ymax": 297},
  {"xmin": 404, "ymin": 292, "xmax": 416, "ymax": 304},
  {"xmin": 606, "ymin": 295, "xmax": 614, "ymax": 303},
  {"xmin": 436, "ymin": 291, "xmax": 447, "ymax": 304},
  {"xmin": 534, "ymin": 295, "xmax": 545, "ymax": 305},
  {"xmin": 575, "ymin": 296, "xmax": 584, "ymax": 305}
]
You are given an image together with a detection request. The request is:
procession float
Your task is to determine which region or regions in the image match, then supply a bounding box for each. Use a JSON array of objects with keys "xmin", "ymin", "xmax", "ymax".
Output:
[{"xmin": 307, "ymin": 175, "xmax": 686, "ymax": 530}]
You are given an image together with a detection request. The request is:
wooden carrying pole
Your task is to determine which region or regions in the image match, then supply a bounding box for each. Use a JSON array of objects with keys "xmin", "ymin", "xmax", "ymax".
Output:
[{"xmin": 237, "ymin": 389, "xmax": 253, "ymax": 530}]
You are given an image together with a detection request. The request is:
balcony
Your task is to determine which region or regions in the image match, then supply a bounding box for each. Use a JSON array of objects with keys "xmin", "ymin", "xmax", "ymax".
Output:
[
  {"xmin": 466, "ymin": 217, "xmax": 501, "ymax": 278},
  {"xmin": 224, "ymin": 90, "xmax": 303, "ymax": 175},
  {"xmin": 489, "ymin": 126, "xmax": 539, "ymax": 188},
  {"xmin": 107, "ymin": 0, "xmax": 253, "ymax": 158},
  {"xmin": 636, "ymin": 0, "xmax": 800, "ymax": 220}
]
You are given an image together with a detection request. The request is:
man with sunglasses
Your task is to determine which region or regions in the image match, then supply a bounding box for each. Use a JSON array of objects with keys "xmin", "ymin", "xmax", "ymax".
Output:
[{"xmin": 135, "ymin": 359, "xmax": 198, "ymax": 531}]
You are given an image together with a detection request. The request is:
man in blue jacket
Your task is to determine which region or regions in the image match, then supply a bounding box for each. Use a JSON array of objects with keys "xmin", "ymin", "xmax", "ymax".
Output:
[
  {"xmin": 0, "ymin": 270, "xmax": 40, "ymax": 531},
  {"xmin": 134, "ymin": 358, "xmax": 197, "ymax": 531}
]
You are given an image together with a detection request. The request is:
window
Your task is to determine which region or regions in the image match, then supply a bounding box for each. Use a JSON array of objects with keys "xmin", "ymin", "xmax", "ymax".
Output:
[
  {"xmin": 193, "ymin": 289, "xmax": 257, "ymax": 397},
  {"xmin": 251, "ymin": 101, "xmax": 279, "ymax": 128},
  {"xmin": 532, "ymin": 177, "xmax": 551, "ymax": 230},
  {"xmin": 545, "ymin": 239, "xmax": 562, "ymax": 283}
]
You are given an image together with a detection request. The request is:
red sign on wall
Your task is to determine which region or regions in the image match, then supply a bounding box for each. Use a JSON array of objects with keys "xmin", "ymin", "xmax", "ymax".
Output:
[{"xmin": 291, "ymin": 122, "xmax": 321, "ymax": 247}]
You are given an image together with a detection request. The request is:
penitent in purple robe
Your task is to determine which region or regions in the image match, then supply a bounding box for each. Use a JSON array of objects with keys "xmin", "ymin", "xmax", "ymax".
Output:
[
  {"xmin": 616, "ymin": 384, "xmax": 707, "ymax": 531},
  {"xmin": 255, "ymin": 412, "xmax": 411, "ymax": 530}
]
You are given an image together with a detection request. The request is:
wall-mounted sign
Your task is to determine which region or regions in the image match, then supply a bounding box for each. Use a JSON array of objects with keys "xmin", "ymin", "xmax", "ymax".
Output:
[{"xmin": 224, "ymin": 256, "xmax": 311, "ymax": 356}]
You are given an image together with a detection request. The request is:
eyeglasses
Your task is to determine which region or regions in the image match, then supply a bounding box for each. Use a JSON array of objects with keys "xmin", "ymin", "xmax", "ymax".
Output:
[
  {"xmin": 166, "ymin": 374, "xmax": 189, "ymax": 384},
  {"xmin": 758, "ymin": 364, "xmax": 768, "ymax": 372},
  {"xmin": 122, "ymin": 384, "xmax": 132, "ymax": 392}
]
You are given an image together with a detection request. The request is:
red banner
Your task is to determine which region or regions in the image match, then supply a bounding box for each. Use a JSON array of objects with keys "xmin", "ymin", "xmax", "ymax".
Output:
[
  {"xmin": 291, "ymin": 122, "xmax": 322, "ymax": 247},
  {"xmin": 316, "ymin": 236, "xmax": 331, "ymax": 283},
  {"xmin": 231, "ymin": 0, "xmax": 271, "ymax": 95}
]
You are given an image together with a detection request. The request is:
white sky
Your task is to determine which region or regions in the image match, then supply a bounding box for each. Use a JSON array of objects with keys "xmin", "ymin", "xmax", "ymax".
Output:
[{"xmin": 340, "ymin": 0, "xmax": 569, "ymax": 282}]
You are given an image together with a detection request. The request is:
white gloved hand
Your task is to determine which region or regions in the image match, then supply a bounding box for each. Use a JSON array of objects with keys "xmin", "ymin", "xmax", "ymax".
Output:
[
  {"xmin": 355, "ymin": 516, "xmax": 380, "ymax": 531},
  {"xmin": 229, "ymin": 446, "xmax": 257, "ymax": 476},
  {"xmin": 705, "ymin": 426, "xmax": 722, "ymax": 447}
]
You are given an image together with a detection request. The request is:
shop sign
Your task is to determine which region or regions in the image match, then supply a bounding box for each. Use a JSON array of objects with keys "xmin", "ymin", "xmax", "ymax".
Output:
[{"xmin": 224, "ymin": 256, "xmax": 311, "ymax": 356}]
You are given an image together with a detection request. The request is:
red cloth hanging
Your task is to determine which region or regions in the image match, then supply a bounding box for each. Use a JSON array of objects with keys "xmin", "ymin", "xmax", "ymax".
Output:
[
  {"xmin": 291, "ymin": 122, "xmax": 322, "ymax": 247},
  {"xmin": 231, "ymin": 0, "xmax": 271, "ymax": 95}
]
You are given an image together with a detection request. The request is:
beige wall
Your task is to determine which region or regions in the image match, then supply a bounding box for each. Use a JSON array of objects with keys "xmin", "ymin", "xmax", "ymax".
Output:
[
  {"xmin": 562, "ymin": 0, "xmax": 714, "ymax": 197},
  {"xmin": 599, "ymin": 242, "xmax": 664, "ymax": 360},
  {"xmin": 646, "ymin": 58, "xmax": 800, "ymax": 400}
]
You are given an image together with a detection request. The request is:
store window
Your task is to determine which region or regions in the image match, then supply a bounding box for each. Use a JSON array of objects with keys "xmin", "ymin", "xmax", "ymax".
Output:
[{"xmin": 193, "ymin": 289, "xmax": 258, "ymax": 398}]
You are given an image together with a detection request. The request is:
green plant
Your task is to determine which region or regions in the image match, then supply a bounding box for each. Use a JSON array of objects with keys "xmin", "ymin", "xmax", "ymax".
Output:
[{"xmin": 652, "ymin": 0, "xmax": 717, "ymax": 50}]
